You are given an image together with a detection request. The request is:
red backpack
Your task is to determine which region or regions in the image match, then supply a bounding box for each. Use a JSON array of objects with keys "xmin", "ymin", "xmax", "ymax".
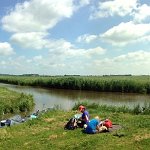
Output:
[{"xmin": 103, "ymin": 119, "xmax": 112, "ymax": 128}]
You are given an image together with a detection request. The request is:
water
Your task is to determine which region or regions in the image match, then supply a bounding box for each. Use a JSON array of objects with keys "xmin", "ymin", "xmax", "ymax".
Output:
[{"xmin": 0, "ymin": 83, "xmax": 150, "ymax": 111}]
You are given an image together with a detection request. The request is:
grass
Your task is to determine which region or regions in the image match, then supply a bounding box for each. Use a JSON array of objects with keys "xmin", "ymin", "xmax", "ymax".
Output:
[
  {"xmin": 0, "ymin": 104, "xmax": 150, "ymax": 150},
  {"xmin": 0, "ymin": 87, "xmax": 35, "ymax": 116}
]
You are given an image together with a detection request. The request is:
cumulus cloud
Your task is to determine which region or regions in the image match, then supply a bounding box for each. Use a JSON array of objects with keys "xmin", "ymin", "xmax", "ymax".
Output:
[
  {"xmin": 133, "ymin": 4, "xmax": 150, "ymax": 23},
  {"xmin": 33, "ymin": 55, "xmax": 43, "ymax": 61},
  {"xmin": 89, "ymin": 0, "xmax": 150, "ymax": 24},
  {"xmin": 114, "ymin": 50, "xmax": 150, "ymax": 62},
  {"xmin": 90, "ymin": 0, "xmax": 138, "ymax": 19},
  {"xmin": 48, "ymin": 39, "xmax": 73, "ymax": 54},
  {"xmin": 76, "ymin": 0, "xmax": 91, "ymax": 8},
  {"xmin": 92, "ymin": 50, "xmax": 150, "ymax": 75},
  {"xmin": 0, "ymin": 45, "xmax": 106, "ymax": 75},
  {"xmin": 10, "ymin": 32, "xmax": 49, "ymax": 49},
  {"xmin": 1, "ymin": 49, "xmax": 150, "ymax": 75},
  {"xmin": 2, "ymin": 0, "xmax": 75, "ymax": 32},
  {"xmin": 2, "ymin": 0, "xmax": 90, "ymax": 33},
  {"xmin": 0, "ymin": 42, "xmax": 15, "ymax": 56},
  {"xmin": 100, "ymin": 22, "xmax": 150, "ymax": 46},
  {"xmin": 1, "ymin": 0, "xmax": 150, "ymax": 75},
  {"xmin": 77, "ymin": 34, "xmax": 97, "ymax": 43},
  {"xmin": 2, "ymin": 0, "xmax": 92, "ymax": 52},
  {"xmin": 85, "ymin": 47, "xmax": 106, "ymax": 57},
  {"xmin": 30, "ymin": 45, "xmax": 106, "ymax": 74},
  {"xmin": 0, "ymin": 61, "xmax": 6, "ymax": 65},
  {"xmin": 47, "ymin": 38, "xmax": 106, "ymax": 59},
  {"xmin": 10, "ymin": 32, "xmax": 105, "ymax": 58}
]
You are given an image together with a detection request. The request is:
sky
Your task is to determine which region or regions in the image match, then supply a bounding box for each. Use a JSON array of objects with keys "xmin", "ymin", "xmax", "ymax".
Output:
[{"xmin": 0, "ymin": 0, "xmax": 150, "ymax": 75}]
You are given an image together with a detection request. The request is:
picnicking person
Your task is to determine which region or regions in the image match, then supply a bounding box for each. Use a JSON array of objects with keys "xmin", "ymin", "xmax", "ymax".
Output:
[
  {"xmin": 78, "ymin": 105, "xmax": 90, "ymax": 128},
  {"xmin": 85, "ymin": 116, "xmax": 112, "ymax": 134}
]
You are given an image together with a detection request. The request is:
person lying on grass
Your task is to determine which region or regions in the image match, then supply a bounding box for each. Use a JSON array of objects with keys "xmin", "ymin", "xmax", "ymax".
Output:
[{"xmin": 85, "ymin": 116, "xmax": 108, "ymax": 134}]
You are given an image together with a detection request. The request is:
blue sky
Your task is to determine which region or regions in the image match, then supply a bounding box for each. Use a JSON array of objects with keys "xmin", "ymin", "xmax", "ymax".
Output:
[{"xmin": 0, "ymin": 0, "xmax": 150, "ymax": 75}]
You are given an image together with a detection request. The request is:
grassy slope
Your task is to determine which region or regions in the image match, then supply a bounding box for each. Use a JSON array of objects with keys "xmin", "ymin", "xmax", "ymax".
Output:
[
  {"xmin": 0, "ymin": 110, "xmax": 150, "ymax": 150},
  {"xmin": 0, "ymin": 87, "xmax": 34, "ymax": 115}
]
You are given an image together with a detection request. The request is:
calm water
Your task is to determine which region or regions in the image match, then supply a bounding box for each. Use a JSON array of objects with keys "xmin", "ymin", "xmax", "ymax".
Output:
[{"xmin": 0, "ymin": 83, "xmax": 150, "ymax": 111}]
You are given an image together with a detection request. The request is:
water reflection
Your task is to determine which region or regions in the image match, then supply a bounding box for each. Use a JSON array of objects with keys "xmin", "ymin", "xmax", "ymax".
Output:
[{"xmin": 0, "ymin": 83, "xmax": 150, "ymax": 111}]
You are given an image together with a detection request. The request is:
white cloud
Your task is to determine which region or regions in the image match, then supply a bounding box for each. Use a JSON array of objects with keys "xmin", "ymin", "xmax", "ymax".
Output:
[
  {"xmin": 48, "ymin": 39, "xmax": 73, "ymax": 53},
  {"xmin": 29, "ymin": 45, "xmax": 106, "ymax": 73},
  {"xmin": 3, "ymin": 0, "xmax": 91, "ymax": 52},
  {"xmin": 10, "ymin": 34, "xmax": 106, "ymax": 63},
  {"xmin": 92, "ymin": 50, "xmax": 150, "ymax": 75},
  {"xmin": 90, "ymin": 0, "xmax": 138, "ymax": 19},
  {"xmin": 0, "ymin": 42, "xmax": 15, "ymax": 56},
  {"xmin": 77, "ymin": 34, "xmax": 97, "ymax": 43},
  {"xmin": 2, "ymin": 0, "xmax": 75, "ymax": 33},
  {"xmin": 133, "ymin": 4, "xmax": 150, "ymax": 23},
  {"xmin": 139, "ymin": 35, "xmax": 150, "ymax": 42},
  {"xmin": 76, "ymin": 0, "xmax": 91, "ymax": 8},
  {"xmin": 100, "ymin": 22, "xmax": 150, "ymax": 46},
  {"xmin": 0, "ymin": 61, "xmax": 6, "ymax": 65},
  {"xmin": 10, "ymin": 32, "xmax": 48, "ymax": 49},
  {"xmin": 1, "ymin": 0, "xmax": 150, "ymax": 75},
  {"xmin": 2, "ymin": 0, "xmax": 90, "ymax": 33},
  {"xmin": 1, "ymin": 50, "xmax": 150, "ymax": 75},
  {"xmin": 33, "ymin": 55, "xmax": 43, "ymax": 61},
  {"xmin": 114, "ymin": 50, "xmax": 150, "ymax": 62},
  {"xmin": 11, "ymin": 32, "xmax": 105, "ymax": 58},
  {"xmin": 85, "ymin": 47, "xmax": 106, "ymax": 57},
  {"xmin": 47, "ymin": 38, "xmax": 106, "ymax": 59}
]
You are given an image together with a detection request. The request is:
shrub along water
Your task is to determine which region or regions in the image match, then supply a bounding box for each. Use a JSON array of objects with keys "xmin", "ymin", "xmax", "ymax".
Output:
[
  {"xmin": 72, "ymin": 101, "xmax": 150, "ymax": 115},
  {"xmin": 0, "ymin": 87, "xmax": 34, "ymax": 116},
  {"xmin": 0, "ymin": 75, "xmax": 150, "ymax": 94}
]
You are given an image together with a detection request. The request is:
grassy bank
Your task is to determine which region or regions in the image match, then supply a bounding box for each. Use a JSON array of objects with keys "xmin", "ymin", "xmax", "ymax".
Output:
[
  {"xmin": 0, "ymin": 75, "xmax": 150, "ymax": 94},
  {"xmin": 0, "ymin": 87, "xmax": 34, "ymax": 116},
  {"xmin": 0, "ymin": 103, "xmax": 149, "ymax": 150}
]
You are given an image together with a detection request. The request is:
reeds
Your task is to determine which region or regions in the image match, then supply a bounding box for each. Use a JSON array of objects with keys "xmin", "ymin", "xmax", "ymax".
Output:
[{"xmin": 0, "ymin": 75, "xmax": 150, "ymax": 94}]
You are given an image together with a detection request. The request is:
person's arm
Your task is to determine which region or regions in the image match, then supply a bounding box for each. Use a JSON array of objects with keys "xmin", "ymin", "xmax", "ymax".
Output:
[
  {"xmin": 96, "ymin": 121, "xmax": 102, "ymax": 132},
  {"xmin": 96, "ymin": 125, "xmax": 100, "ymax": 131},
  {"xmin": 85, "ymin": 115, "xmax": 89, "ymax": 122}
]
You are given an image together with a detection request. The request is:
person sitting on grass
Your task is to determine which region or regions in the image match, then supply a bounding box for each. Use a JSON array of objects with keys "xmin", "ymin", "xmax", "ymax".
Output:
[{"xmin": 78, "ymin": 105, "xmax": 90, "ymax": 128}]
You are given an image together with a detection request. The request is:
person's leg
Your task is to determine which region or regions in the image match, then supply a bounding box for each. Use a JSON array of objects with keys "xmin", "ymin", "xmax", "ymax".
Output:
[
  {"xmin": 97, "ymin": 126, "xmax": 108, "ymax": 133},
  {"xmin": 86, "ymin": 130, "xmax": 96, "ymax": 134}
]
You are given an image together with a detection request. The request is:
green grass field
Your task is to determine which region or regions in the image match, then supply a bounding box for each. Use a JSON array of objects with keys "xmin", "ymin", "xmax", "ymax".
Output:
[{"xmin": 0, "ymin": 104, "xmax": 150, "ymax": 150}]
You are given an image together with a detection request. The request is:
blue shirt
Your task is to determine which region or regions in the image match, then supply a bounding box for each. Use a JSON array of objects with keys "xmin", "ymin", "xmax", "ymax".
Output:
[
  {"xmin": 82, "ymin": 110, "xmax": 89, "ymax": 123},
  {"xmin": 85, "ymin": 119, "xmax": 100, "ymax": 134}
]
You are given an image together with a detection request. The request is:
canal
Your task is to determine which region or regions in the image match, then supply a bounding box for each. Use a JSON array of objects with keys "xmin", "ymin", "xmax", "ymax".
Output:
[{"xmin": 0, "ymin": 83, "xmax": 150, "ymax": 112}]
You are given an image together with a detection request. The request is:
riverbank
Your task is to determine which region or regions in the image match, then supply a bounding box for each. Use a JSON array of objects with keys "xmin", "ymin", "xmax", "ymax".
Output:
[
  {"xmin": 0, "ymin": 75, "xmax": 150, "ymax": 94},
  {"xmin": 0, "ymin": 87, "xmax": 35, "ymax": 117},
  {"xmin": 0, "ymin": 103, "xmax": 150, "ymax": 150}
]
